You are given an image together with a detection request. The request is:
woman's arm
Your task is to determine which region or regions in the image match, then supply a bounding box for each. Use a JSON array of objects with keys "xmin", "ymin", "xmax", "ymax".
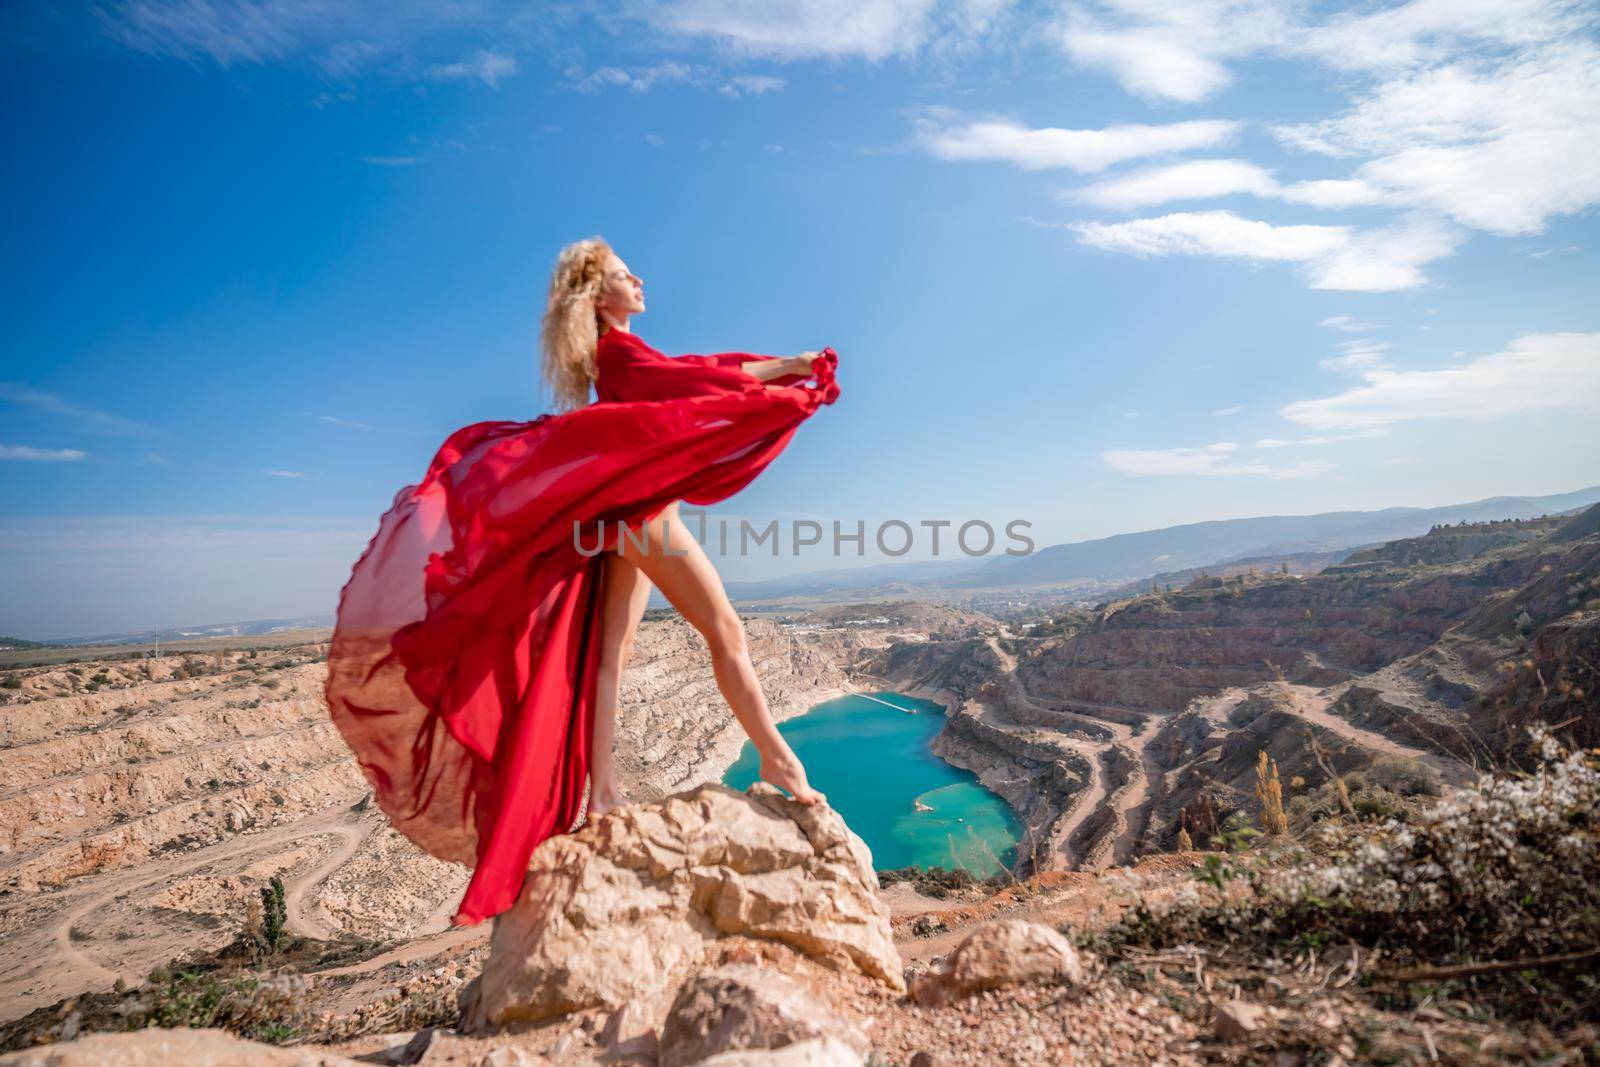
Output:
[
  {"xmin": 676, "ymin": 349, "xmax": 824, "ymax": 383},
  {"xmin": 742, "ymin": 355, "xmax": 812, "ymax": 382}
]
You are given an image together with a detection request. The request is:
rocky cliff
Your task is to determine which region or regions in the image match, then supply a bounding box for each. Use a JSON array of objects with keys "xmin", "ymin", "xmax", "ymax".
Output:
[
  {"xmin": 863, "ymin": 506, "xmax": 1600, "ymax": 877},
  {"xmin": 0, "ymin": 614, "xmax": 858, "ymax": 1025}
]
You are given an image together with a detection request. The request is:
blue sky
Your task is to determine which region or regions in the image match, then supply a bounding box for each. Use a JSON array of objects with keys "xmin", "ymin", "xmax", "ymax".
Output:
[{"xmin": 3, "ymin": 1, "xmax": 1598, "ymax": 638}]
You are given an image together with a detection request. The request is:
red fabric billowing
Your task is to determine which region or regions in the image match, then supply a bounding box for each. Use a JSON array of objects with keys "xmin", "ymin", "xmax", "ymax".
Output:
[{"xmin": 324, "ymin": 329, "xmax": 839, "ymax": 926}]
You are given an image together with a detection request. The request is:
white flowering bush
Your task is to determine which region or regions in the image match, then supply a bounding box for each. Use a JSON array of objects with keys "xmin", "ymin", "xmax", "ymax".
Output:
[
  {"xmin": 1296, "ymin": 724, "xmax": 1598, "ymax": 963},
  {"xmin": 1100, "ymin": 724, "xmax": 1600, "ymax": 1025}
]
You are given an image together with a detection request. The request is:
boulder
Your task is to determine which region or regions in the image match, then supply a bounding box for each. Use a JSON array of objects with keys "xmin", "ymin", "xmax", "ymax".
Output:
[
  {"xmin": 461, "ymin": 782, "xmax": 902, "ymax": 1033},
  {"xmin": 400, "ymin": 1028, "xmax": 554, "ymax": 1066},
  {"xmin": 907, "ymin": 919, "xmax": 1085, "ymax": 1007},
  {"xmin": 658, "ymin": 963, "xmax": 868, "ymax": 1067},
  {"xmin": 1213, "ymin": 999, "xmax": 1265, "ymax": 1042},
  {"xmin": 0, "ymin": 1028, "xmax": 360, "ymax": 1067},
  {"xmin": 600, "ymin": 998, "xmax": 659, "ymax": 1060},
  {"xmin": 686, "ymin": 1037, "xmax": 865, "ymax": 1067}
]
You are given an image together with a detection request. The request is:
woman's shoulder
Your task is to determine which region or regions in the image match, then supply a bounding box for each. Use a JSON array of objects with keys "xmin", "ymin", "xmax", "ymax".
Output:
[{"xmin": 598, "ymin": 328, "xmax": 650, "ymax": 350}]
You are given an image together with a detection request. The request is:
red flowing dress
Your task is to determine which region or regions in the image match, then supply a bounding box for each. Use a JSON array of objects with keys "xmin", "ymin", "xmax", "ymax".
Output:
[{"xmin": 323, "ymin": 328, "xmax": 840, "ymax": 926}]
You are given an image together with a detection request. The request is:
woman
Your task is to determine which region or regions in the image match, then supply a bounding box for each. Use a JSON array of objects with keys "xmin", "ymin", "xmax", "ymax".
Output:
[{"xmin": 324, "ymin": 236, "xmax": 839, "ymax": 927}]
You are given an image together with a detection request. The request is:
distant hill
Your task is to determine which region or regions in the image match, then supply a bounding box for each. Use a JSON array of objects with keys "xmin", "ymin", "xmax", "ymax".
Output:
[
  {"xmin": 659, "ymin": 557, "xmax": 992, "ymax": 609},
  {"xmin": 40, "ymin": 614, "xmax": 335, "ymax": 647},
  {"xmin": 1102, "ymin": 547, "xmax": 1360, "ymax": 600},
  {"xmin": 29, "ymin": 489, "xmax": 1600, "ymax": 638},
  {"xmin": 949, "ymin": 486, "xmax": 1600, "ymax": 590},
  {"xmin": 0, "ymin": 636, "xmax": 49, "ymax": 651}
]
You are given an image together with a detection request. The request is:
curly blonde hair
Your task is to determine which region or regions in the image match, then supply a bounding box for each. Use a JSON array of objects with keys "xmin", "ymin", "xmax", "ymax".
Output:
[{"xmin": 539, "ymin": 236, "xmax": 614, "ymax": 413}]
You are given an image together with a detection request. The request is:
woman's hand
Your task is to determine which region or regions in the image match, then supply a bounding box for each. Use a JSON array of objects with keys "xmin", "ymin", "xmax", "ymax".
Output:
[{"xmin": 743, "ymin": 351, "xmax": 825, "ymax": 383}]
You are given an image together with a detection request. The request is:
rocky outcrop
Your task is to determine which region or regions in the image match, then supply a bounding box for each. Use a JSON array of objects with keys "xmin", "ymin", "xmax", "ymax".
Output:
[
  {"xmin": 460, "ymin": 781, "xmax": 904, "ymax": 1034},
  {"xmin": 685, "ymin": 1038, "xmax": 865, "ymax": 1066},
  {"xmin": 658, "ymin": 963, "xmax": 869, "ymax": 1066},
  {"xmin": 0, "ymin": 1027, "xmax": 360, "ymax": 1066},
  {"xmin": 908, "ymin": 919, "xmax": 1086, "ymax": 1007},
  {"xmin": 0, "ymin": 612, "xmax": 870, "ymax": 1024}
]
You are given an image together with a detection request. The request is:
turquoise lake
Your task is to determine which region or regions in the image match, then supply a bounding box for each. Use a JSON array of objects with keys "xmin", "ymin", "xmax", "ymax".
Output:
[{"xmin": 722, "ymin": 691, "xmax": 1022, "ymax": 876}]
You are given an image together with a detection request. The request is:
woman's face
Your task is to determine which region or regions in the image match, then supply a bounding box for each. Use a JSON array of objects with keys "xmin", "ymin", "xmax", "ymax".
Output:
[{"xmin": 597, "ymin": 253, "xmax": 645, "ymax": 321}]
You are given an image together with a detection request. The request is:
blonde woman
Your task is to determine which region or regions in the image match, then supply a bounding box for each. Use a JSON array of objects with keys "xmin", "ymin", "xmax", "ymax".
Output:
[{"xmin": 326, "ymin": 235, "xmax": 840, "ymax": 926}]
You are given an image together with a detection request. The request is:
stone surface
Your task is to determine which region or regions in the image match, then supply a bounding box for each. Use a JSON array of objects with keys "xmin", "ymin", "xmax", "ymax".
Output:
[
  {"xmin": 460, "ymin": 781, "xmax": 903, "ymax": 1032},
  {"xmin": 908, "ymin": 919, "xmax": 1086, "ymax": 1007},
  {"xmin": 471, "ymin": 1049, "xmax": 546, "ymax": 1067},
  {"xmin": 684, "ymin": 1036, "xmax": 865, "ymax": 1067},
  {"xmin": 600, "ymin": 998, "xmax": 660, "ymax": 1060},
  {"xmin": 658, "ymin": 963, "xmax": 867, "ymax": 1067},
  {"xmin": 1213, "ymin": 999, "xmax": 1265, "ymax": 1042},
  {"xmin": 0, "ymin": 1027, "xmax": 361, "ymax": 1066}
]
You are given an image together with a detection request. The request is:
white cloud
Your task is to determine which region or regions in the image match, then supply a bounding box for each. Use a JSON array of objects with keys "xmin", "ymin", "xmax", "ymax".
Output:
[
  {"xmin": 719, "ymin": 74, "xmax": 787, "ymax": 95},
  {"xmin": 1282, "ymin": 178, "xmax": 1391, "ymax": 209},
  {"xmin": 1319, "ymin": 340, "xmax": 1394, "ymax": 373},
  {"xmin": 319, "ymin": 415, "xmax": 371, "ymax": 428},
  {"xmin": 570, "ymin": 61, "xmax": 699, "ymax": 94},
  {"xmin": 100, "ymin": 0, "xmax": 352, "ymax": 66},
  {"xmin": 1072, "ymin": 159, "xmax": 1274, "ymax": 208},
  {"xmin": 1053, "ymin": 0, "xmax": 1294, "ymax": 103},
  {"xmin": 97, "ymin": 0, "xmax": 500, "ymax": 81},
  {"xmin": 646, "ymin": 0, "xmax": 981, "ymax": 61},
  {"xmin": 1047, "ymin": 0, "xmax": 1600, "ymax": 265},
  {"xmin": 426, "ymin": 50, "xmax": 517, "ymax": 88},
  {"xmin": 1280, "ymin": 331, "xmax": 1600, "ymax": 431},
  {"xmin": 1300, "ymin": 0, "xmax": 1591, "ymax": 74},
  {"xmin": 102, "ymin": 0, "xmax": 1007, "ymax": 76},
  {"xmin": 1318, "ymin": 315, "xmax": 1379, "ymax": 332},
  {"xmin": 0, "ymin": 382, "xmax": 157, "ymax": 437},
  {"xmin": 1253, "ymin": 430, "xmax": 1385, "ymax": 449},
  {"xmin": 1301, "ymin": 216, "xmax": 1463, "ymax": 291},
  {"xmin": 569, "ymin": 63, "xmax": 789, "ymax": 98},
  {"xmin": 360, "ymin": 156, "xmax": 416, "ymax": 167},
  {"xmin": 911, "ymin": 109, "xmax": 1238, "ymax": 173},
  {"xmin": 1213, "ymin": 405, "xmax": 1242, "ymax": 416},
  {"xmin": 1070, "ymin": 210, "xmax": 1348, "ymax": 261},
  {"xmin": 1068, "ymin": 210, "xmax": 1460, "ymax": 291},
  {"xmin": 0, "ymin": 445, "xmax": 88, "ymax": 461},
  {"xmin": 264, "ymin": 469, "xmax": 306, "ymax": 478},
  {"xmin": 1070, "ymin": 158, "xmax": 1389, "ymax": 210},
  {"xmin": 1052, "ymin": 0, "xmax": 1591, "ymax": 102},
  {"xmin": 1101, "ymin": 440, "xmax": 1330, "ymax": 478},
  {"xmin": 1273, "ymin": 40, "xmax": 1600, "ymax": 236}
]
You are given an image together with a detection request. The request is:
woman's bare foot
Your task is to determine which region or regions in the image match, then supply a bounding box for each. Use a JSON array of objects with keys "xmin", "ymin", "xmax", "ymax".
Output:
[
  {"xmin": 759, "ymin": 752, "xmax": 826, "ymax": 805},
  {"xmin": 588, "ymin": 782, "xmax": 630, "ymax": 820}
]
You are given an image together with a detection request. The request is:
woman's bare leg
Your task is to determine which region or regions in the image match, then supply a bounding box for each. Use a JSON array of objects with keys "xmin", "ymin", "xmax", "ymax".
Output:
[
  {"xmin": 589, "ymin": 552, "xmax": 653, "ymax": 819},
  {"xmin": 615, "ymin": 500, "xmax": 824, "ymax": 805}
]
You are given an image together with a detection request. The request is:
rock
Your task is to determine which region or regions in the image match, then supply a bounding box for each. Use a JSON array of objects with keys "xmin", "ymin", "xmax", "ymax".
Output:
[
  {"xmin": 461, "ymin": 782, "xmax": 902, "ymax": 1032},
  {"xmin": 685, "ymin": 1036, "xmax": 865, "ymax": 1067},
  {"xmin": 600, "ymin": 998, "xmax": 660, "ymax": 1060},
  {"xmin": 658, "ymin": 963, "xmax": 867, "ymax": 1067},
  {"xmin": 473, "ymin": 1049, "xmax": 546, "ymax": 1067},
  {"xmin": 0, "ymin": 1028, "xmax": 361, "ymax": 1066},
  {"xmin": 907, "ymin": 919, "xmax": 1086, "ymax": 1007},
  {"xmin": 909, "ymin": 1052, "xmax": 937, "ymax": 1067},
  {"xmin": 1213, "ymin": 999, "xmax": 1265, "ymax": 1042},
  {"xmin": 403, "ymin": 1029, "xmax": 552, "ymax": 1066}
]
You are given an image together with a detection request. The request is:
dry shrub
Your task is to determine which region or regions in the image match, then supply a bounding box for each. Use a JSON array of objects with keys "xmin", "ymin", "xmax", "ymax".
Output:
[
  {"xmin": 1102, "ymin": 724, "xmax": 1600, "ymax": 1033},
  {"xmin": 1254, "ymin": 750, "xmax": 1289, "ymax": 837}
]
